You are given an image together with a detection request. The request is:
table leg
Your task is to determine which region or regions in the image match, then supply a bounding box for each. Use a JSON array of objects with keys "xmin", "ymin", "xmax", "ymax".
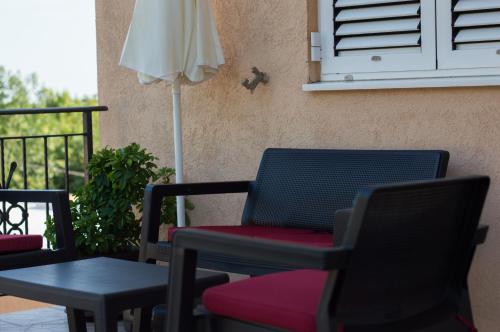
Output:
[
  {"xmin": 94, "ymin": 309, "xmax": 118, "ymax": 332},
  {"xmin": 132, "ymin": 307, "xmax": 152, "ymax": 332},
  {"xmin": 67, "ymin": 307, "xmax": 87, "ymax": 332}
]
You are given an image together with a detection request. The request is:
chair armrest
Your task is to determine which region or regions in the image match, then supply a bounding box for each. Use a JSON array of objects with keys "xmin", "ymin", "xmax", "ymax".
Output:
[
  {"xmin": 334, "ymin": 208, "xmax": 352, "ymax": 245},
  {"xmin": 473, "ymin": 224, "xmax": 488, "ymax": 245},
  {"xmin": 145, "ymin": 181, "xmax": 252, "ymax": 198},
  {"xmin": 140, "ymin": 181, "xmax": 252, "ymax": 261},
  {"xmin": 172, "ymin": 229, "xmax": 352, "ymax": 271},
  {"xmin": 0, "ymin": 190, "xmax": 75, "ymax": 257}
]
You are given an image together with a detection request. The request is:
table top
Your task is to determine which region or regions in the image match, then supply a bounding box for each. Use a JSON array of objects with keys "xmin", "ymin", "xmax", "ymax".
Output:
[{"xmin": 0, "ymin": 257, "xmax": 227, "ymax": 298}]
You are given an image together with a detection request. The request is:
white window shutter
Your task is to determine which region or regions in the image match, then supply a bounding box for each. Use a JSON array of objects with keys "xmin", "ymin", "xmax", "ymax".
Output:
[
  {"xmin": 437, "ymin": 0, "xmax": 500, "ymax": 69},
  {"xmin": 319, "ymin": 0, "xmax": 436, "ymax": 75}
]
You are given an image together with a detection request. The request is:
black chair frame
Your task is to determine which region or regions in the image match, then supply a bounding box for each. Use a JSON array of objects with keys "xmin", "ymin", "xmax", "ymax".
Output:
[
  {"xmin": 0, "ymin": 189, "xmax": 75, "ymax": 271},
  {"xmin": 166, "ymin": 176, "xmax": 490, "ymax": 332},
  {"xmin": 136, "ymin": 149, "xmax": 450, "ymax": 329},
  {"xmin": 140, "ymin": 149, "xmax": 450, "ymax": 276}
]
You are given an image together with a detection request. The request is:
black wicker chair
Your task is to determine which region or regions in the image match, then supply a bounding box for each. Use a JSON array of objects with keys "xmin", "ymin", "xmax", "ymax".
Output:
[
  {"xmin": 167, "ymin": 176, "xmax": 490, "ymax": 332},
  {"xmin": 141, "ymin": 148, "xmax": 449, "ymax": 275},
  {"xmin": 0, "ymin": 190, "xmax": 75, "ymax": 271},
  {"xmin": 135, "ymin": 148, "xmax": 449, "ymax": 329}
]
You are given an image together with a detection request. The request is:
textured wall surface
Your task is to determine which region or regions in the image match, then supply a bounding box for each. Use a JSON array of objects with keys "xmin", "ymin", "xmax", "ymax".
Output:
[{"xmin": 96, "ymin": 0, "xmax": 500, "ymax": 329}]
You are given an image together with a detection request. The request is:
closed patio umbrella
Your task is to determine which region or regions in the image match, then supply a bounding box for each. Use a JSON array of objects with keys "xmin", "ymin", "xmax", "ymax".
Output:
[{"xmin": 120, "ymin": 0, "xmax": 224, "ymax": 227}]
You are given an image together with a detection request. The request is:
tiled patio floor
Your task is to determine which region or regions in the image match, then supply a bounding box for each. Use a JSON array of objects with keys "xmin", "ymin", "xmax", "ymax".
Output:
[{"xmin": 0, "ymin": 306, "xmax": 127, "ymax": 331}]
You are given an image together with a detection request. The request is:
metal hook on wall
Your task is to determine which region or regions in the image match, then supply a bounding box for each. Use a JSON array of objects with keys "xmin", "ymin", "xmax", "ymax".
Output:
[{"xmin": 241, "ymin": 67, "xmax": 269, "ymax": 93}]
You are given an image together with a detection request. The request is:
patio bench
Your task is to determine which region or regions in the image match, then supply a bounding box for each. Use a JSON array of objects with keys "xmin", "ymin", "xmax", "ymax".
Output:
[
  {"xmin": 0, "ymin": 189, "xmax": 75, "ymax": 271},
  {"xmin": 141, "ymin": 148, "xmax": 449, "ymax": 275},
  {"xmin": 167, "ymin": 176, "xmax": 490, "ymax": 332}
]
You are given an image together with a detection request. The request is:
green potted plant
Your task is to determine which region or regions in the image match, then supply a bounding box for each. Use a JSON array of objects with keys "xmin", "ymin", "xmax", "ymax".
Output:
[{"xmin": 45, "ymin": 143, "xmax": 193, "ymax": 258}]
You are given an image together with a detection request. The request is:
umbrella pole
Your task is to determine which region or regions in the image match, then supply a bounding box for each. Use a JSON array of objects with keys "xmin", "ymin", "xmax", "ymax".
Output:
[{"xmin": 172, "ymin": 79, "xmax": 186, "ymax": 227}]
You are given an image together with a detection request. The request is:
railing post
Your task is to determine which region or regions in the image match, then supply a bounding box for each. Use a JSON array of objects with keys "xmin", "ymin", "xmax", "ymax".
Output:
[
  {"xmin": 0, "ymin": 106, "xmax": 107, "ymax": 235},
  {"xmin": 82, "ymin": 111, "xmax": 93, "ymax": 182},
  {"xmin": 0, "ymin": 138, "xmax": 4, "ymax": 234}
]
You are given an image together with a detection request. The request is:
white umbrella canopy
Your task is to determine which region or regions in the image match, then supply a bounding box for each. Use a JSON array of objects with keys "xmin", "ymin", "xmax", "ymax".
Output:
[{"xmin": 120, "ymin": 0, "xmax": 224, "ymax": 227}]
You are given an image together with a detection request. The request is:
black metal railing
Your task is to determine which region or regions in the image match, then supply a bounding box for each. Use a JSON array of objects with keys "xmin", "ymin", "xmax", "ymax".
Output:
[{"xmin": 0, "ymin": 106, "xmax": 108, "ymax": 234}]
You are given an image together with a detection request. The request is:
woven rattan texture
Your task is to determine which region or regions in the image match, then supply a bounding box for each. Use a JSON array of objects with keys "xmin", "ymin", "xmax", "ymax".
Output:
[
  {"xmin": 243, "ymin": 149, "xmax": 445, "ymax": 231},
  {"xmin": 335, "ymin": 178, "xmax": 486, "ymax": 325}
]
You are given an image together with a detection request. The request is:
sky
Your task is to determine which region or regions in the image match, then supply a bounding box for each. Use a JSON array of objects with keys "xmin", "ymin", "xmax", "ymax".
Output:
[{"xmin": 0, "ymin": 0, "xmax": 98, "ymax": 97}]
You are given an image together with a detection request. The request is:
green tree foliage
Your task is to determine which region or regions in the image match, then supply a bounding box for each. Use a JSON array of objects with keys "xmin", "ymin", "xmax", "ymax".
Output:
[{"xmin": 0, "ymin": 66, "xmax": 98, "ymax": 191}]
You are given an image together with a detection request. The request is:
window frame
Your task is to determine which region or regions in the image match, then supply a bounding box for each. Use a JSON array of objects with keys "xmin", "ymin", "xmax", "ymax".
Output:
[
  {"xmin": 321, "ymin": 0, "xmax": 437, "ymax": 74},
  {"xmin": 307, "ymin": 0, "xmax": 500, "ymax": 90},
  {"xmin": 437, "ymin": 0, "xmax": 500, "ymax": 70}
]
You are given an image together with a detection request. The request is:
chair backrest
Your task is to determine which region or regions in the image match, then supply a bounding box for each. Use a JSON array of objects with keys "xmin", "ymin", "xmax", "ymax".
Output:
[
  {"xmin": 0, "ymin": 190, "xmax": 75, "ymax": 270},
  {"xmin": 0, "ymin": 190, "xmax": 73, "ymax": 249},
  {"xmin": 242, "ymin": 148, "xmax": 449, "ymax": 231},
  {"xmin": 333, "ymin": 176, "xmax": 489, "ymax": 327}
]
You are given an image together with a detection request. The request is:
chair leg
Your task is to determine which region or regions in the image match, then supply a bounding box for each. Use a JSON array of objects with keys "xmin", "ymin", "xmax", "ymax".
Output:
[
  {"xmin": 166, "ymin": 247, "xmax": 197, "ymax": 332},
  {"xmin": 133, "ymin": 307, "xmax": 152, "ymax": 332},
  {"xmin": 459, "ymin": 288, "xmax": 474, "ymax": 323},
  {"xmin": 67, "ymin": 307, "xmax": 87, "ymax": 332},
  {"xmin": 94, "ymin": 309, "xmax": 118, "ymax": 332}
]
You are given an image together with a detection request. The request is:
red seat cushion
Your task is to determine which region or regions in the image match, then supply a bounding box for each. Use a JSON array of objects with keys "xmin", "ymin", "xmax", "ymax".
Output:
[
  {"xmin": 0, "ymin": 234, "xmax": 43, "ymax": 254},
  {"xmin": 203, "ymin": 269, "xmax": 328, "ymax": 332},
  {"xmin": 167, "ymin": 225, "xmax": 333, "ymax": 247}
]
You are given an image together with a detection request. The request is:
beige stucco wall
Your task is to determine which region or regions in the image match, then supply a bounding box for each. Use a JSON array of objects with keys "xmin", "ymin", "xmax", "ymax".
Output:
[{"xmin": 96, "ymin": 1, "xmax": 500, "ymax": 330}]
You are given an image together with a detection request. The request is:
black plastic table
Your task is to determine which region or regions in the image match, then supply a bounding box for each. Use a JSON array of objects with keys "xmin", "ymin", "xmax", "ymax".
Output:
[{"xmin": 0, "ymin": 257, "xmax": 228, "ymax": 332}]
